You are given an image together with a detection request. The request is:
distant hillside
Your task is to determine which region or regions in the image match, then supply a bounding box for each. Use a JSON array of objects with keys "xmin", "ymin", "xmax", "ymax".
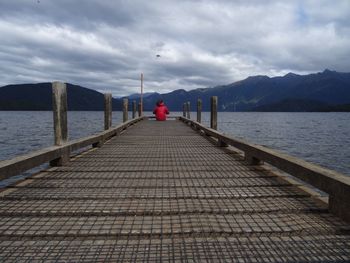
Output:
[
  {"xmin": 128, "ymin": 92, "xmax": 159, "ymax": 100},
  {"xmin": 1, "ymin": 69, "xmax": 350, "ymax": 111},
  {"xmin": 0, "ymin": 83, "xmax": 111, "ymax": 111},
  {"xmin": 127, "ymin": 69, "xmax": 350, "ymax": 112},
  {"xmin": 321, "ymin": 103, "xmax": 350, "ymax": 112},
  {"xmin": 251, "ymin": 99, "xmax": 330, "ymax": 112}
]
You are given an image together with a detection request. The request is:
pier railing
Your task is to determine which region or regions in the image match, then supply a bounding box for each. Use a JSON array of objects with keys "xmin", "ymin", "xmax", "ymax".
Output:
[
  {"xmin": 181, "ymin": 97, "xmax": 350, "ymax": 223},
  {"xmin": 0, "ymin": 82, "xmax": 144, "ymax": 181},
  {"xmin": 0, "ymin": 117, "xmax": 144, "ymax": 181}
]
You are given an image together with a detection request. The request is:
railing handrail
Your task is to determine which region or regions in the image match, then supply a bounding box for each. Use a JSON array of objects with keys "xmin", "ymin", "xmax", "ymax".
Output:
[
  {"xmin": 0, "ymin": 116, "xmax": 145, "ymax": 180},
  {"xmin": 179, "ymin": 116, "xmax": 350, "ymax": 222}
]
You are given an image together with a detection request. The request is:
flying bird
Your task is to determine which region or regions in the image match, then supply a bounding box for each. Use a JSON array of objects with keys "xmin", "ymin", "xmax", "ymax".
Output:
[{"xmin": 156, "ymin": 54, "xmax": 161, "ymax": 58}]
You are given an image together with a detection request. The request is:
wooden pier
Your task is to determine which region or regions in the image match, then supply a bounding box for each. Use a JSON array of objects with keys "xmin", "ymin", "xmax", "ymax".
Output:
[
  {"xmin": 0, "ymin": 118, "xmax": 350, "ymax": 262},
  {"xmin": 0, "ymin": 82, "xmax": 350, "ymax": 262}
]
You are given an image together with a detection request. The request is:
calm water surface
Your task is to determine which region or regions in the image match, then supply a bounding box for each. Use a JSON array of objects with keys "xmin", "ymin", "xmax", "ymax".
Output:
[
  {"xmin": 0, "ymin": 111, "xmax": 125, "ymax": 160},
  {"xmin": 0, "ymin": 111, "xmax": 349, "ymax": 176}
]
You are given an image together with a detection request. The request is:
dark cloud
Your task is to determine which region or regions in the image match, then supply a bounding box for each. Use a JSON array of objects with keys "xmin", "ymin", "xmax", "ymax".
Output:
[{"xmin": 0, "ymin": 0, "xmax": 349, "ymax": 96}]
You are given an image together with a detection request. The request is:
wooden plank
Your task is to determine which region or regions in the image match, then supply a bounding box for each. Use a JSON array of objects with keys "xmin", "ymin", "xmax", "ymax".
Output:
[{"xmin": 0, "ymin": 197, "xmax": 327, "ymax": 216}]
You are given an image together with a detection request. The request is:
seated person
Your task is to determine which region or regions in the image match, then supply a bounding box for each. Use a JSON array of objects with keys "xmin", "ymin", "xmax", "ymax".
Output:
[{"xmin": 153, "ymin": 99, "xmax": 169, "ymax": 121}]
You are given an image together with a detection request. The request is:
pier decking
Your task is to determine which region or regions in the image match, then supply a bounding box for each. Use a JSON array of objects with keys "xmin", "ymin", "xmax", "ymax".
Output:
[{"xmin": 0, "ymin": 119, "xmax": 350, "ymax": 262}]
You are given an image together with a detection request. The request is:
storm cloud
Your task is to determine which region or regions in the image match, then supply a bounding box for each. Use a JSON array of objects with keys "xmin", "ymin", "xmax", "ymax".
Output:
[{"xmin": 0, "ymin": 0, "xmax": 349, "ymax": 96}]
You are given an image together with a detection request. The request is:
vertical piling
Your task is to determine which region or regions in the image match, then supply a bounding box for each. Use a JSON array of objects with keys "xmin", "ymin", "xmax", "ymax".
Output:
[
  {"xmin": 210, "ymin": 96, "xmax": 218, "ymax": 130},
  {"xmin": 138, "ymin": 102, "xmax": 142, "ymax": 117},
  {"xmin": 104, "ymin": 93, "xmax": 112, "ymax": 130},
  {"xmin": 183, "ymin": 103, "xmax": 186, "ymax": 117},
  {"xmin": 140, "ymin": 73, "xmax": 144, "ymax": 116},
  {"xmin": 132, "ymin": 100, "xmax": 137, "ymax": 119},
  {"xmin": 245, "ymin": 154, "xmax": 263, "ymax": 165},
  {"xmin": 50, "ymin": 81, "xmax": 69, "ymax": 166},
  {"xmin": 197, "ymin": 99, "xmax": 202, "ymax": 123},
  {"xmin": 123, "ymin": 98, "xmax": 128, "ymax": 122},
  {"xmin": 52, "ymin": 82, "xmax": 68, "ymax": 145},
  {"xmin": 186, "ymin": 101, "xmax": 191, "ymax": 119}
]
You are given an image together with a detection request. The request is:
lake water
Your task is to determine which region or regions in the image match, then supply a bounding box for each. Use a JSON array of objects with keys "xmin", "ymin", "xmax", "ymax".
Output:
[{"xmin": 0, "ymin": 111, "xmax": 349, "ymax": 177}]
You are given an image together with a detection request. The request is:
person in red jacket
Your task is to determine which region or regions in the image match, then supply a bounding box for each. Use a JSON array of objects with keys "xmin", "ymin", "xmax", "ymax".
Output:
[{"xmin": 153, "ymin": 99, "xmax": 169, "ymax": 121}]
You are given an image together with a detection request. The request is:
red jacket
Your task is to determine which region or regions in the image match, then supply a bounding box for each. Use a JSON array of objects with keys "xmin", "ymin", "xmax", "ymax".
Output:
[{"xmin": 153, "ymin": 103, "xmax": 169, "ymax": 121}]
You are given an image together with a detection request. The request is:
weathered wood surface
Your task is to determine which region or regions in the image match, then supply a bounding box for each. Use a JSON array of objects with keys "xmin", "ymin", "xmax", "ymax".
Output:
[
  {"xmin": 52, "ymin": 82, "xmax": 68, "ymax": 146},
  {"xmin": 104, "ymin": 93, "xmax": 112, "ymax": 130},
  {"xmin": 0, "ymin": 117, "xmax": 144, "ymax": 180},
  {"xmin": 210, "ymin": 96, "xmax": 218, "ymax": 130},
  {"xmin": 181, "ymin": 116, "xmax": 350, "ymax": 223},
  {"xmin": 0, "ymin": 119, "xmax": 349, "ymax": 262},
  {"xmin": 123, "ymin": 98, "xmax": 128, "ymax": 122},
  {"xmin": 197, "ymin": 98, "xmax": 202, "ymax": 123}
]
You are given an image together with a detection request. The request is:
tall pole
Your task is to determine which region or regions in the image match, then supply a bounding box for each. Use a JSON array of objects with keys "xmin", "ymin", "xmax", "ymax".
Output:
[{"xmin": 140, "ymin": 73, "xmax": 144, "ymax": 116}]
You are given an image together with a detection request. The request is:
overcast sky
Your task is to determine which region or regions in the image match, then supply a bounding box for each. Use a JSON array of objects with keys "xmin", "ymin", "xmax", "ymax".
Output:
[{"xmin": 0, "ymin": 0, "xmax": 349, "ymax": 96}]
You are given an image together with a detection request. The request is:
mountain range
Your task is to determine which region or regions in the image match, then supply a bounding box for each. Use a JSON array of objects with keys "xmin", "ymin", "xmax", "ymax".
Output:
[
  {"xmin": 1, "ymin": 69, "xmax": 350, "ymax": 112},
  {"xmin": 0, "ymin": 83, "xmax": 106, "ymax": 111}
]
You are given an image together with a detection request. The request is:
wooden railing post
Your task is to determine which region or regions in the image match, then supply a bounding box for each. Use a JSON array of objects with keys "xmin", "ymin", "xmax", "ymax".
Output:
[
  {"xmin": 104, "ymin": 93, "xmax": 112, "ymax": 130},
  {"xmin": 138, "ymin": 102, "xmax": 142, "ymax": 117},
  {"xmin": 245, "ymin": 153, "xmax": 263, "ymax": 165},
  {"xmin": 50, "ymin": 81, "xmax": 69, "ymax": 166},
  {"xmin": 329, "ymin": 195, "xmax": 350, "ymax": 223},
  {"xmin": 186, "ymin": 101, "xmax": 191, "ymax": 119},
  {"xmin": 140, "ymin": 73, "xmax": 144, "ymax": 116},
  {"xmin": 52, "ymin": 82, "xmax": 68, "ymax": 145},
  {"xmin": 197, "ymin": 99, "xmax": 202, "ymax": 123},
  {"xmin": 183, "ymin": 103, "xmax": 186, "ymax": 117},
  {"xmin": 132, "ymin": 100, "xmax": 137, "ymax": 119},
  {"xmin": 123, "ymin": 98, "xmax": 128, "ymax": 122},
  {"xmin": 210, "ymin": 96, "xmax": 218, "ymax": 130}
]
